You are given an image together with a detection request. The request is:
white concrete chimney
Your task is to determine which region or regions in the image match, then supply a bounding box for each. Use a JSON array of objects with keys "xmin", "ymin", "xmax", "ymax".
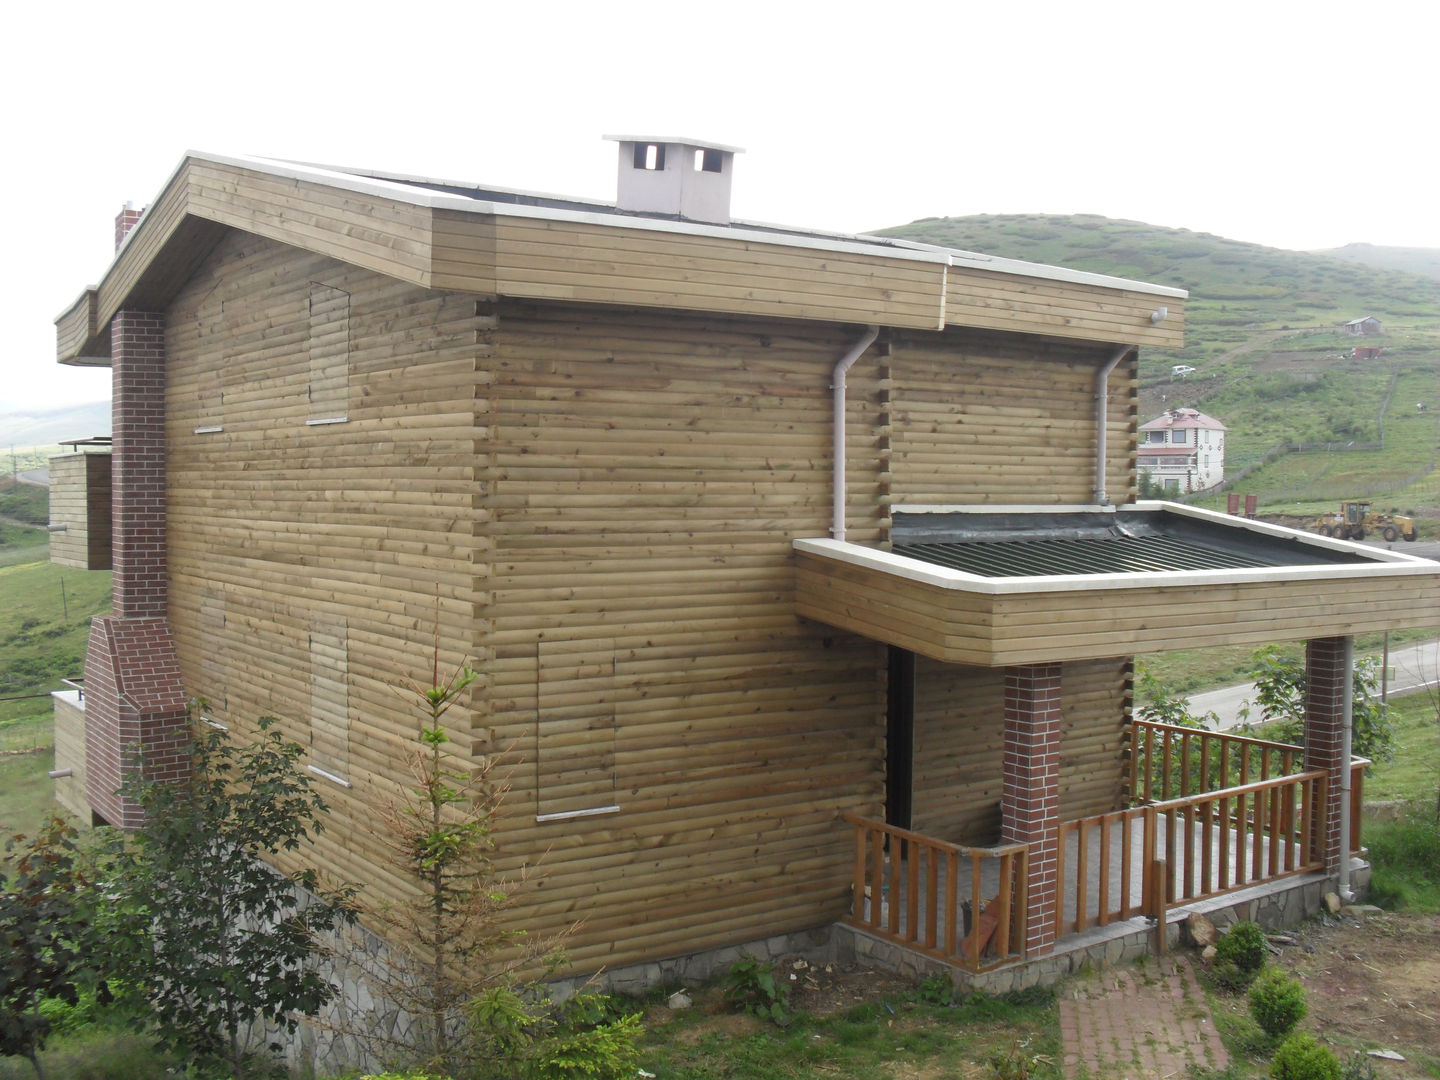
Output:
[{"xmin": 605, "ymin": 135, "xmax": 743, "ymax": 224}]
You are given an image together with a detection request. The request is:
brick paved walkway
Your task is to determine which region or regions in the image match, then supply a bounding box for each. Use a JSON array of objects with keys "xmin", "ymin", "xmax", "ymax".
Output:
[{"xmin": 1059, "ymin": 955, "xmax": 1228, "ymax": 1078}]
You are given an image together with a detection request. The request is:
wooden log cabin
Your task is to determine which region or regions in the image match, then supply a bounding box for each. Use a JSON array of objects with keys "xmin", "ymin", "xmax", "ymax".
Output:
[{"xmin": 52, "ymin": 139, "xmax": 1440, "ymax": 988}]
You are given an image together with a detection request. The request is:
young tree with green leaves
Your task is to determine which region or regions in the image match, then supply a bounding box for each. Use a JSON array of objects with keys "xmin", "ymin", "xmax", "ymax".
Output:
[
  {"xmin": 1246, "ymin": 644, "xmax": 1395, "ymax": 764},
  {"xmin": 110, "ymin": 715, "xmax": 356, "ymax": 1078},
  {"xmin": 0, "ymin": 816, "xmax": 99, "ymax": 1080},
  {"xmin": 351, "ymin": 630, "xmax": 639, "ymax": 1080}
]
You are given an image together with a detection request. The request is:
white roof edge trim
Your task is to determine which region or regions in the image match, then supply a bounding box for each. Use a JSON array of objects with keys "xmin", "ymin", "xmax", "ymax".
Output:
[
  {"xmin": 791, "ymin": 534, "xmax": 1439, "ymax": 596},
  {"xmin": 896, "ymin": 503, "xmax": 1117, "ymax": 515},
  {"xmin": 604, "ymin": 134, "xmax": 745, "ymax": 154},
  {"xmin": 183, "ymin": 152, "xmax": 1184, "ymax": 295}
]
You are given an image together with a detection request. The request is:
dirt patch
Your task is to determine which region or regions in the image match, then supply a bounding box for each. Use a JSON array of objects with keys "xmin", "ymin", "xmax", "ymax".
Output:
[{"xmin": 1272, "ymin": 912, "xmax": 1440, "ymax": 1074}]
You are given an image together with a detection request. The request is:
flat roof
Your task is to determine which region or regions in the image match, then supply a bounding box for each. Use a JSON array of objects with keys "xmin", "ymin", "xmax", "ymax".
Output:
[{"xmin": 891, "ymin": 509, "xmax": 1369, "ymax": 578}]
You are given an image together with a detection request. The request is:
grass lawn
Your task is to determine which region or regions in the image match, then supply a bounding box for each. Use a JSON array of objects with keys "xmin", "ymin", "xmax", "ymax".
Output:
[
  {"xmin": 0, "ymin": 558, "xmax": 111, "ymax": 696},
  {"xmin": 1363, "ymin": 692, "xmax": 1440, "ymax": 804},
  {"xmin": 0, "ymin": 747, "xmax": 56, "ymax": 841}
]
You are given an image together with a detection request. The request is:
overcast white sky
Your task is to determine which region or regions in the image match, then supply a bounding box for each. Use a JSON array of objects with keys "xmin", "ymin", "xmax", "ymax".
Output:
[{"xmin": 4, "ymin": 0, "xmax": 1436, "ymax": 412}]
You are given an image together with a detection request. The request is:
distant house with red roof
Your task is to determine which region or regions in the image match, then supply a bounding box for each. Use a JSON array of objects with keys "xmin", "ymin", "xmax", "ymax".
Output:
[{"xmin": 1138, "ymin": 407, "xmax": 1226, "ymax": 493}]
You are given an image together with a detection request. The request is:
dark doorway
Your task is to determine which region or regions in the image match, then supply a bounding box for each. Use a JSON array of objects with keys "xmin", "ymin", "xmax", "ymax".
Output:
[{"xmin": 886, "ymin": 646, "xmax": 915, "ymax": 830}]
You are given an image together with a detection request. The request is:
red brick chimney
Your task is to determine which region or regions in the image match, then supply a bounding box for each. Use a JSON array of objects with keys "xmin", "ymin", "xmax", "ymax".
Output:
[{"xmin": 115, "ymin": 202, "xmax": 144, "ymax": 251}]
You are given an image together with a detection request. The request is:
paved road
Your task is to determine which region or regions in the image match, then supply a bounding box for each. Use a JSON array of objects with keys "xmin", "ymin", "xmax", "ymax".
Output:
[
  {"xmin": 1190, "ymin": 637, "xmax": 1440, "ymax": 730},
  {"xmin": 16, "ymin": 468, "xmax": 47, "ymax": 486}
]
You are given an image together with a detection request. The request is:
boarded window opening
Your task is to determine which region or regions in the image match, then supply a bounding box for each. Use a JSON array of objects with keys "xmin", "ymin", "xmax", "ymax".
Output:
[
  {"xmin": 309, "ymin": 614, "xmax": 350, "ymax": 785},
  {"xmin": 307, "ymin": 282, "xmax": 350, "ymax": 424},
  {"xmin": 536, "ymin": 639, "xmax": 618, "ymax": 821}
]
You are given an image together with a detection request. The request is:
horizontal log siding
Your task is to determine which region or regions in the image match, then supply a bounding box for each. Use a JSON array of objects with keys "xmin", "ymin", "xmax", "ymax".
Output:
[
  {"xmin": 56, "ymin": 291, "xmax": 98, "ymax": 364},
  {"xmin": 798, "ymin": 548, "xmax": 1440, "ymax": 667},
  {"xmin": 1056, "ymin": 658, "xmax": 1130, "ymax": 820},
  {"xmin": 489, "ymin": 217, "xmax": 947, "ymax": 329},
  {"xmin": 909, "ymin": 660, "xmax": 1005, "ymax": 843},
  {"xmin": 52, "ymin": 696, "xmax": 90, "ymax": 822},
  {"xmin": 908, "ymin": 657, "xmax": 1127, "ymax": 844},
  {"xmin": 484, "ymin": 301, "xmax": 888, "ymax": 973},
  {"xmin": 164, "ymin": 230, "xmax": 485, "ymax": 903},
  {"xmin": 887, "ymin": 333, "xmax": 1137, "ymax": 505},
  {"xmin": 48, "ymin": 453, "xmax": 111, "ymax": 570},
  {"xmin": 984, "ymin": 574, "xmax": 1440, "ymax": 663},
  {"xmin": 946, "ymin": 265, "xmax": 1184, "ymax": 349}
]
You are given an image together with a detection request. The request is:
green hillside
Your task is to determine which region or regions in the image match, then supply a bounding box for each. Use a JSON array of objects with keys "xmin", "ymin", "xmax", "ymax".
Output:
[
  {"xmin": 878, "ymin": 215, "xmax": 1440, "ymax": 527},
  {"xmin": 0, "ymin": 478, "xmax": 113, "ymax": 751}
]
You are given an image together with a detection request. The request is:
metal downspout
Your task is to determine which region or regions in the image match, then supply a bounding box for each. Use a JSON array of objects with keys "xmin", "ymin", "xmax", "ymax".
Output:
[
  {"xmin": 831, "ymin": 326, "xmax": 881, "ymax": 542},
  {"xmin": 1094, "ymin": 345, "xmax": 1136, "ymax": 505},
  {"xmin": 1338, "ymin": 636, "xmax": 1356, "ymax": 901}
]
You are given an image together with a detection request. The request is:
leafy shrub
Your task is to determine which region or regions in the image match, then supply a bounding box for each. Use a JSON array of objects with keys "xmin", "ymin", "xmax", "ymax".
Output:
[
  {"xmin": 523, "ymin": 1011, "xmax": 643, "ymax": 1080},
  {"xmin": 989, "ymin": 1041, "xmax": 1042, "ymax": 1080},
  {"xmin": 1270, "ymin": 1032, "xmax": 1341, "ymax": 1080},
  {"xmin": 916, "ymin": 971, "xmax": 955, "ymax": 1005},
  {"xmin": 1249, "ymin": 967, "xmax": 1307, "ymax": 1037},
  {"xmin": 1340, "ymin": 1052, "xmax": 1377, "ymax": 1080},
  {"xmin": 724, "ymin": 955, "xmax": 791, "ymax": 1024},
  {"xmin": 467, "ymin": 989, "xmax": 643, "ymax": 1080},
  {"xmin": 1215, "ymin": 921, "xmax": 1269, "ymax": 973}
]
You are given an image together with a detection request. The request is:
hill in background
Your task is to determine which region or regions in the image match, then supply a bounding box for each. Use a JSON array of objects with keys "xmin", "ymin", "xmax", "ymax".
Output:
[
  {"xmin": 0, "ymin": 400, "xmax": 110, "ymax": 455},
  {"xmin": 1316, "ymin": 243, "xmax": 1440, "ymax": 281}
]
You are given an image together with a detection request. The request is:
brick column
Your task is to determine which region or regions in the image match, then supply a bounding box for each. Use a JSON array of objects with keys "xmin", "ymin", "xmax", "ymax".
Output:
[
  {"xmin": 110, "ymin": 310, "xmax": 169, "ymax": 618},
  {"xmin": 81, "ymin": 306, "xmax": 189, "ymax": 827},
  {"xmin": 1002, "ymin": 663, "xmax": 1064, "ymax": 955},
  {"xmin": 1303, "ymin": 637, "xmax": 1351, "ymax": 872}
]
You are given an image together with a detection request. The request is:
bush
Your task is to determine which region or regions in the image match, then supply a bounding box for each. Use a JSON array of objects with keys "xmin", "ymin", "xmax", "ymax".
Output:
[
  {"xmin": 723, "ymin": 955, "xmax": 791, "ymax": 1024},
  {"xmin": 1216, "ymin": 921, "xmax": 1269, "ymax": 973},
  {"xmin": 1270, "ymin": 1032, "xmax": 1341, "ymax": 1080},
  {"xmin": 1250, "ymin": 967, "xmax": 1307, "ymax": 1037}
]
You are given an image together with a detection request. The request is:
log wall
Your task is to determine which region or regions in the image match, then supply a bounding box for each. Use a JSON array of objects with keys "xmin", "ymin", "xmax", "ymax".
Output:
[
  {"xmin": 887, "ymin": 332, "xmax": 1137, "ymax": 506},
  {"xmin": 908, "ymin": 657, "xmax": 1129, "ymax": 843},
  {"xmin": 481, "ymin": 302, "xmax": 888, "ymax": 972},
  {"xmin": 48, "ymin": 452, "xmax": 112, "ymax": 570},
  {"xmin": 163, "ymin": 229, "xmax": 485, "ymax": 901},
  {"xmin": 152, "ymin": 227, "xmax": 1148, "ymax": 978}
]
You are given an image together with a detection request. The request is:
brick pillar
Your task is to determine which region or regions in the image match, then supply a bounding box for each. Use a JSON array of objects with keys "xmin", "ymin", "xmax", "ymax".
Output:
[
  {"xmin": 1303, "ymin": 637, "xmax": 1351, "ymax": 871},
  {"xmin": 110, "ymin": 310, "xmax": 169, "ymax": 618},
  {"xmin": 115, "ymin": 204, "xmax": 144, "ymax": 251},
  {"xmin": 1002, "ymin": 663, "xmax": 1063, "ymax": 955},
  {"xmin": 81, "ymin": 306, "xmax": 189, "ymax": 827}
]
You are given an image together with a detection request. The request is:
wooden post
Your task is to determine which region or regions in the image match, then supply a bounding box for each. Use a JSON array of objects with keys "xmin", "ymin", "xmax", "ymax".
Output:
[{"xmin": 1151, "ymin": 858, "xmax": 1169, "ymax": 955}]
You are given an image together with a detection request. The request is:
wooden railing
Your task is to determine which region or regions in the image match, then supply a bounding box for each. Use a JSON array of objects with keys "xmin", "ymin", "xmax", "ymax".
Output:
[
  {"xmin": 1130, "ymin": 719, "xmax": 1305, "ymax": 803},
  {"xmin": 1131, "ymin": 720, "xmax": 1370, "ymax": 857},
  {"xmin": 1059, "ymin": 768, "xmax": 1329, "ymax": 936},
  {"xmin": 842, "ymin": 813, "xmax": 1028, "ymax": 972}
]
